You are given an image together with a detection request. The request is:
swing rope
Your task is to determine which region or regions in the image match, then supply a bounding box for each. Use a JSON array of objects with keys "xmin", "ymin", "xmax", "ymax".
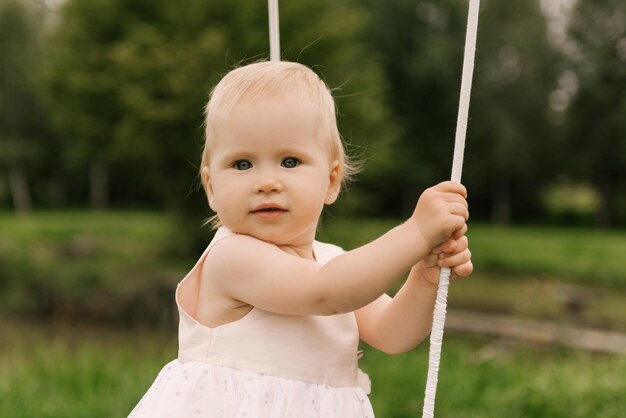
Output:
[
  {"xmin": 268, "ymin": 0, "xmax": 280, "ymax": 61},
  {"xmin": 422, "ymin": 1, "xmax": 480, "ymax": 417}
]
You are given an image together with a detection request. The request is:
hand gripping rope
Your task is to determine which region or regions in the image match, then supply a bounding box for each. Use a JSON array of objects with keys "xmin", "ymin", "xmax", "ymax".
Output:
[{"xmin": 422, "ymin": 1, "xmax": 480, "ymax": 417}]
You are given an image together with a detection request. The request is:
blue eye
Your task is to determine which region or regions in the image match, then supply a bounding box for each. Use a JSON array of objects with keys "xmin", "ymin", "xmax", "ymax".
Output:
[
  {"xmin": 281, "ymin": 157, "xmax": 300, "ymax": 168},
  {"xmin": 233, "ymin": 160, "xmax": 252, "ymax": 170}
]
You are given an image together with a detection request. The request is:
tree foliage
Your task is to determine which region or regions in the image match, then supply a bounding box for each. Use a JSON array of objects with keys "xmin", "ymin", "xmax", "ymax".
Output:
[
  {"xmin": 365, "ymin": 0, "xmax": 560, "ymax": 222},
  {"xmin": 41, "ymin": 0, "xmax": 397, "ymax": 222},
  {"xmin": 563, "ymin": 0, "xmax": 626, "ymax": 227},
  {"xmin": 2, "ymin": 0, "xmax": 626, "ymax": 229}
]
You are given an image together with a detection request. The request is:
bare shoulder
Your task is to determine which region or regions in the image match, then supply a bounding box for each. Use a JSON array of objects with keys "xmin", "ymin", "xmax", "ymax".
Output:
[
  {"xmin": 199, "ymin": 233, "xmax": 325, "ymax": 315},
  {"xmin": 195, "ymin": 234, "xmax": 276, "ymax": 327},
  {"xmin": 205, "ymin": 233, "xmax": 280, "ymax": 270},
  {"xmin": 203, "ymin": 233, "xmax": 300, "ymax": 291}
]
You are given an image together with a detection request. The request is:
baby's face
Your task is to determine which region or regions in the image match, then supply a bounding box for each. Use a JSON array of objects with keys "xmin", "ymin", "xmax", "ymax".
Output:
[{"xmin": 205, "ymin": 94, "xmax": 339, "ymax": 248}]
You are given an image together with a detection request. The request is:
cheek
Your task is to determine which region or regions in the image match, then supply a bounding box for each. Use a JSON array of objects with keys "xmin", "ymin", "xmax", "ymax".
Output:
[
  {"xmin": 303, "ymin": 181, "xmax": 329, "ymax": 208},
  {"xmin": 215, "ymin": 186, "xmax": 238, "ymax": 205},
  {"xmin": 296, "ymin": 171, "xmax": 328, "ymax": 195},
  {"xmin": 211, "ymin": 172, "xmax": 236, "ymax": 195}
]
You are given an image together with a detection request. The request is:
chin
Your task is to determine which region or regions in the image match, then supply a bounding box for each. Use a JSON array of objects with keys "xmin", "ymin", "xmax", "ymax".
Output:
[
  {"xmin": 251, "ymin": 230, "xmax": 287, "ymax": 245},
  {"xmin": 226, "ymin": 225, "xmax": 284, "ymax": 244}
]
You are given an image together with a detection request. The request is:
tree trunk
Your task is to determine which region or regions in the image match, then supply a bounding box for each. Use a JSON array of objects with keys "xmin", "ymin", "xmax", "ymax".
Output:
[
  {"xmin": 90, "ymin": 158, "xmax": 109, "ymax": 210},
  {"xmin": 7, "ymin": 165, "xmax": 32, "ymax": 214}
]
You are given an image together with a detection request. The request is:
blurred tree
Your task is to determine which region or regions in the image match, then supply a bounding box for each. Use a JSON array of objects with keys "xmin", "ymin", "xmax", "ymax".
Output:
[
  {"xmin": 563, "ymin": 0, "xmax": 626, "ymax": 227},
  {"xmin": 43, "ymin": 0, "xmax": 137, "ymax": 209},
  {"xmin": 363, "ymin": 0, "xmax": 466, "ymax": 216},
  {"xmin": 42, "ymin": 0, "xmax": 399, "ymax": 252},
  {"xmin": 364, "ymin": 0, "xmax": 559, "ymax": 223},
  {"xmin": 467, "ymin": 0, "xmax": 559, "ymax": 223},
  {"xmin": 0, "ymin": 0, "xmax": 48, "ymax": 213}
]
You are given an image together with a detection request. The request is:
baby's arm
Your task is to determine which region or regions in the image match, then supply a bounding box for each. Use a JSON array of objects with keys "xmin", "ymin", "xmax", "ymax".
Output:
[
  {"xmin": 205, "ymin": 182, "xmax": 468, "ymax": 317},
  {"xmin": 356, "ymin": 228, "xmax": 473, "ymax": 354}
]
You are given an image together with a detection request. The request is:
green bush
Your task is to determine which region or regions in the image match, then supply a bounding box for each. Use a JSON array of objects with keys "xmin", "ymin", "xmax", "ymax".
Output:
[{"xmin": 0, "ymin": 211, "xmax": 189, "ymax": 325}]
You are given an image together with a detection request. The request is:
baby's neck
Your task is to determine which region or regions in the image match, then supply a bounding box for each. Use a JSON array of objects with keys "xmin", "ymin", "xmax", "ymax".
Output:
[{"xmin": 276, "ymin": 243, "xmax": 316, "ymax": 261}]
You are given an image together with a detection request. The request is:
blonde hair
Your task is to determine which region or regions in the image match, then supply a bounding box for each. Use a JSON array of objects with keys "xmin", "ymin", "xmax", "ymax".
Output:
[{"xmin": 200, "ymin": 61, "xmax": 360, "ymax": 228}]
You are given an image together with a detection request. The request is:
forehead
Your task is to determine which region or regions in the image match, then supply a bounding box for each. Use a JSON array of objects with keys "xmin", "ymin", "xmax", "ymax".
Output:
[{"xmin": 212, "ymin": 93, "xmax": 329, "ymax": 153}]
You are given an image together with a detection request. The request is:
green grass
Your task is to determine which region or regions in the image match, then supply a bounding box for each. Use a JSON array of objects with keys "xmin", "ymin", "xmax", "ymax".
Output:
[
  {"xmin": 0, "ymin": 320, "xmax": 173, "ymax": 418},
  {"xmin": 0, "ymin": 319, "xmax": 624, "ymax": 418},
  {"xmin": 366, "ymin": 339, "xmax": 626, "ymax": 418},
  {"xmin": 468, "ymin": 224, "xmax": 626, "ymax": 289}
]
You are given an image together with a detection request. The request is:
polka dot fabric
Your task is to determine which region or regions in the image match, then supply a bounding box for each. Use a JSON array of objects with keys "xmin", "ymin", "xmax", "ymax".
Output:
[{"xmin": 129, "ymin": 360, "xmax": 373, "ymax": 418}]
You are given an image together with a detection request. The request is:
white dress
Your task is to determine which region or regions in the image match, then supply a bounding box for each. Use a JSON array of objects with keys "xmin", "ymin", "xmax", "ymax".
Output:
[{"xmin": 128, "ymin": 227, "xmax": 374, "ymax": 418}]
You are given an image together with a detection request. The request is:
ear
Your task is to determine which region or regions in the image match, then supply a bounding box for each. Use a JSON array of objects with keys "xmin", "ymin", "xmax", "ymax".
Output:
[
  {"xmin": 325, "ymin": 160, "xmax": 341, "ymax": 205},
  {"xmin": 201, "ymin": 167, "xmax": 216, "ymax": 210}
]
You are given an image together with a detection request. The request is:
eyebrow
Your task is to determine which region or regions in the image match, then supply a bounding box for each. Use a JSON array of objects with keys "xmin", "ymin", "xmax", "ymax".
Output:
[
  {"xmin": 218, "ymin": 146, "xmax": 314, "ymax": 162},
  {"xmin": 275, "ymin": 146, "xmax": 314, "ymax": 158},
  {"xmin": 217, "ymin": 150, "xmax": 253, "ymax": 165}
]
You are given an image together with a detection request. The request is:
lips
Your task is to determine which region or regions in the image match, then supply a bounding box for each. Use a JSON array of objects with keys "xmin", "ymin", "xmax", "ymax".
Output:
[
  {"xmin": 250, "ymin": 203, "xmax": 288, "ymax": 220},
  {"xmin": 252, "ymin": 203, "xmax": 286, "ymax": 213}
]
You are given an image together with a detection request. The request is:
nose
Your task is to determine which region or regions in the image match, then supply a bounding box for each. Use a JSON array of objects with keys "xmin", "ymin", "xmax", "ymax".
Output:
[{"xmin": 254, "ymin": 172, "xmax": 283, "ymax": 194}]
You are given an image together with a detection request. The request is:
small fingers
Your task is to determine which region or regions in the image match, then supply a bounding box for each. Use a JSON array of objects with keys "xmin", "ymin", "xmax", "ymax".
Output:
[
  {"xmin": 442, "ymin": 194, "xmax": 469, "ymax": 225},
  {"xmin": 438, "ymin": 248, "xmax": 472, "ymax": 269},
  {"xmin": 455, "ymin": 235, "xmax": 469, "ymax": 252},
  {"xmin": 448, "ymin": 213, "xmax": 468, "ymax": 235},
  {"xmin": 435, "ymin": 181, "xmax": 467, "ymax": 198},
  {"xmin": 432, "ymin": 238, "xmax": 456, "ymax": 255},
  {"xmin": 451, "ymin": 260, "xmax": 473, "ymax": 280},
  {"xmin": 434, "ymin": 234, "xmax": 468, "ymax": 257},
  {"xmin": 444, "ymin": 192, "xmax": 469, "ymax": 207},
  {"xmin": 451, "ymin": 223, "xmax": 468, "ymax": 240},
  {"xmin": 454, "ymin": 204, "xmax": 470, "ymax": 221}
]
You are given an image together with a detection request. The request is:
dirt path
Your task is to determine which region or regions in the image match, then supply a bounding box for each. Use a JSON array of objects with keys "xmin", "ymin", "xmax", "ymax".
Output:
[{"xmin": 446, "ymin": 310, "xmax": 626, "ymax": 354}]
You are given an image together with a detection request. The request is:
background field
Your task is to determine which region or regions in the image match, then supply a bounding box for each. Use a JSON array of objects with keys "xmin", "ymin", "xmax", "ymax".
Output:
[{"xmin": 1, "ymin": 211, "xmax": 625, "ymax": 417}]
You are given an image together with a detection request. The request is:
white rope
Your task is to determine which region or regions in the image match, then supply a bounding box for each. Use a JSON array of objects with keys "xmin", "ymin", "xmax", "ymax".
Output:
[
  {"xmin": 422, "ymin": 1, "xmax": 480, "ymax": 417},
  {"xmin": 268, "ymin": 0, "xmax": 280, "ymax": 61}
]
